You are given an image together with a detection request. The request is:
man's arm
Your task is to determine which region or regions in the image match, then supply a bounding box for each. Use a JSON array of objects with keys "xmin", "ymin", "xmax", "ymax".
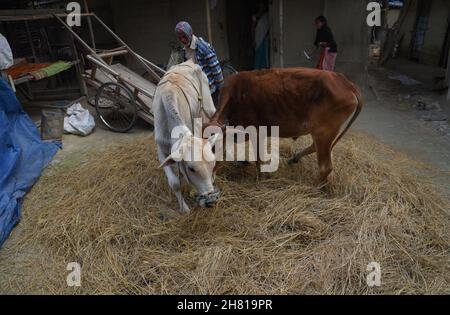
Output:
[
  {"xmin": 197, "ymin": 38, "xmax": 224, "ymax": 89},
  {"xmin": 204, "ymin": 48, "xmax": 224, "ymax": 89}
]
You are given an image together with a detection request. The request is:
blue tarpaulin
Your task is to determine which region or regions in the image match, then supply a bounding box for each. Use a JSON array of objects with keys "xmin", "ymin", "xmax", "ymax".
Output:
[{"xmin": 0, "ymin": 77, "xmax": 59, "ymax": 248}]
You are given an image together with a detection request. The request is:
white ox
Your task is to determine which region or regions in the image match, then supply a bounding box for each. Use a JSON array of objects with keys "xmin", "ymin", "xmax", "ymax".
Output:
[{"xmin": 153, "ymin": 61, "xmax": 220, "ymax": 213}]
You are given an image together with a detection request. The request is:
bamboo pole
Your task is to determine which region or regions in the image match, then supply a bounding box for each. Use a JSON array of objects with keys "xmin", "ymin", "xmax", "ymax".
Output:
[
  {"xmin": 279, "ymin": 0, "xmax": 284, "ymax": 68},
  {"xmin": 83, "ymin": 0, "xmax": 96, "ymax": 51},
  {"xmin": 205, "ymin": 0, "xmax": 213, "ymax": 44},
  {"xmin": 24, "ymin": 20, "xmax": 37, "ymax": 62},
  {"xmin": 447, "ymin": 48, "xmax": 450, "ymax": 100}
]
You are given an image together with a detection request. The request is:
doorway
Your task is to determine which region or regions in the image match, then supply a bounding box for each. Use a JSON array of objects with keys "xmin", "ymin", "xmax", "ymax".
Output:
[{"xmin": 225, "ymin": 0, "xmax": 271, "ymax": 71}]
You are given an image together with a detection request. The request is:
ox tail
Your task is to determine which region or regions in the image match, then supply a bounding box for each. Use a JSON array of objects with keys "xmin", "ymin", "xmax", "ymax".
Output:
[{"xmin": 331, "ymin": 90, "xmax": 364, "ymax": 150}]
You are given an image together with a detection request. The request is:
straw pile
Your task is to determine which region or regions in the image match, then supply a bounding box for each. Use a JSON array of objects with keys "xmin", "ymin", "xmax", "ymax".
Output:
[{"xmin": 0, "ymin": 133, "xmax": 448, "ymax": 294}]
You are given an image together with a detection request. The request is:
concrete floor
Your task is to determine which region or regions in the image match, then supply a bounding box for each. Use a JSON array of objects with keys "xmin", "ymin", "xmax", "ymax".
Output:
[
  {"xmin": 357, "ymin": 63, "xmax": 450, "ymax": 192},
  {"xmin": 26, "ymin": 99, "xmax": 153, "ymax": 165}
]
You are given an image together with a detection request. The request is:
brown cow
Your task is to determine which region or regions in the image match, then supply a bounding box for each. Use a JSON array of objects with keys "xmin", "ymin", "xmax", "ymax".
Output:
[{"xmin": 207, "ymin": 67, "xmax": 363, "ymax": 186}]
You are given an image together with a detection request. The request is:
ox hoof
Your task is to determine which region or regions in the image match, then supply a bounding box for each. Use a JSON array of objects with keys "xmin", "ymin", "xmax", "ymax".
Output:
[
  {"xmin": 179, "ymin": 203, "xmax": 191, "ymax": 215},
  {"xmin": 287, "ymin": 157, "xmax": 300, "ymax": 165}
]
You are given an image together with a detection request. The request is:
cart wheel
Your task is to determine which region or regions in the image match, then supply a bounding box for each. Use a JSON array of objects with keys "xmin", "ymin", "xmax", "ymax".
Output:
[{"xmin": 95, "ymin": 82, "xmax": 137, "ymax": 133}]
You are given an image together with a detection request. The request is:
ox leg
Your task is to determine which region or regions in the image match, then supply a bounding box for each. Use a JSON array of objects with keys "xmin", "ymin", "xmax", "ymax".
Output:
[
  {"xmin": 314, "ymin": 137, "xmax": 334, "ymax": 188},
  {"xmin": 158, "ymin": 148, "xmax": 191, "ymax": 214},
  {"xmin": 163, "ymin": 165, "xmax": 191, "ymax": 214},
  {"xmin": 288, "ymin": 144, "xmax": 316, "ymax": 165}
]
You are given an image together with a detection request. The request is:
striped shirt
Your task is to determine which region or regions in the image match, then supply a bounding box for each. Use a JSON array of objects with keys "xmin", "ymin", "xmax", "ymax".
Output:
[{"xmin": 184, "ymin": 35, "xmax": 224, "ymax": 94}]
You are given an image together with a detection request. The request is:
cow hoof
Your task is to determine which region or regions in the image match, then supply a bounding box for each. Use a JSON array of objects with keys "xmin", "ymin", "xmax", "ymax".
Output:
[{"xmin": 179, "ymin": 203, "xmax": 191, "ymax": 214}]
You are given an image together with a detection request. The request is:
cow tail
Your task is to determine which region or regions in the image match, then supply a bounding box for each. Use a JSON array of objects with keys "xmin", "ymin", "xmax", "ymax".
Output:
[{"xmin": 331, "ymin": 90, "xmax": 364, "ymax": 150}]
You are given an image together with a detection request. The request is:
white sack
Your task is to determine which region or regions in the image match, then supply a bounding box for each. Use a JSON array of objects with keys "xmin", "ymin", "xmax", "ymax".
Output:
[{"xmin": 64, "ymin": 103, "xmax": 95, "ymax": 136}]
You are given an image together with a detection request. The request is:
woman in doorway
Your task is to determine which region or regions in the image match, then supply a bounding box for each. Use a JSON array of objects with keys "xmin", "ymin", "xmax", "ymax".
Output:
[
  {"xmin": 314, "ymin": 16, "xmax": 338, "ymax": 71},
  {"xmin": 252, "ymin": 2, "xmax": 270, "ymax": 70}
]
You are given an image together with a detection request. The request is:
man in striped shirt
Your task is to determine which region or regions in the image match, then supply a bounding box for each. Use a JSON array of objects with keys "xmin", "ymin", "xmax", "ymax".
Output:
[{"xmin": 175, "ymin": 21, "xmax": 224, "ymax": 108}]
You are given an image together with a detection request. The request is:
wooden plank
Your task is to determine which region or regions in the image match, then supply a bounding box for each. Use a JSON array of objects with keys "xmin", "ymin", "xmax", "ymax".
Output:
[
  {"xmin": 111, "ymin": 64, "xmax": 156, "ymax": 96},
  {"xmin": 85, "ymin": 60, "xmax": 156, "ymax": 99},
  {"xmin": 0, "ymin": 15, "xmax": 55, "ymax": 22},
  {"xmin": 0, "ymin": 9, "xmax": 64, "ymax": 16},
  {"xmin": 97, "ymin": 50, "xmax": 129, "ymax": 59},
  {"xmin": 137, "ymin": 111, "xmax": 154, "ymax": 125},
  {"xmin": 0, "ymin": 9, "xmax": 63, "ymax": 21}
]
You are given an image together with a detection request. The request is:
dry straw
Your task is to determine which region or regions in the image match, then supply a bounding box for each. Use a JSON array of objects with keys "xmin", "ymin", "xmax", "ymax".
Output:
[{"xmin": 0, "ymin": 133, "xmax": 448, "ymax": 294}]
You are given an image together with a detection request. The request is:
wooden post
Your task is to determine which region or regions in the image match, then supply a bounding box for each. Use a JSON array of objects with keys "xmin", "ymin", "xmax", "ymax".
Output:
[
  {"xmin": 447, "ymin": 47, "xmax": 450, "ymax": 100},
  {"xmin": 380, "ymin": 0, "xmax": 413, "ymax": 65},
  {"xmin": 24, "ymin": 20, "xmax": 37, "ymax": 62},
  {"xmin": 205, "ymin": 0, "xmax": 213, "ymax": 44},
  {"xmin": 69, "ymin": 32, "xmax": 88, "ymax": 97},
  {"xmin": 83, "ymin": 0, "xmax": 96, "ymax": 51},
  {"xmin": 279, "ymin": 0, "xmax": 284, "ymax": 68}
]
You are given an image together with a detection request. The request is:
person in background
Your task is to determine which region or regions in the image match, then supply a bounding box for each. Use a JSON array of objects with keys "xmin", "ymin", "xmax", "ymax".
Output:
[
  {"xmin": 175, "ymin": 21, "xmax": 224, "ymax": 108},
  {"xmin": 252, "ymin": 2, "xmax": 270, "ymax": 70},
  {"xmin": 314, "ymin": 16, "xmax": 338, "ymax": 71},
  {"xmin": 0, "ymin": 32, "xmax": 13, "ymax": 71}
]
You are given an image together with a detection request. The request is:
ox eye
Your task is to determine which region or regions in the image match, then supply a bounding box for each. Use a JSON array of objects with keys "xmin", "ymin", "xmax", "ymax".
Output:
[{"xmin": 188, "ymin": 167, "xmax": 196, "ymax": 173}]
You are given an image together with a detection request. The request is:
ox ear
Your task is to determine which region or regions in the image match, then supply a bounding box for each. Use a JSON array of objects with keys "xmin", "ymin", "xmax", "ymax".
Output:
[
  {"xmin": 159, "ymin": 155, "xmax": 176, "ymax": 168},
  {"xmin": 159, "ymin": 141, "xmax": 188, "ymax": 168}
]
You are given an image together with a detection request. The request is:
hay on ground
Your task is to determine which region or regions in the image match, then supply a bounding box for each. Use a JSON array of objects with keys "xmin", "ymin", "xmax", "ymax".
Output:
[{"xmin": 0, "ymin": 133, "xmax": 449, "ymax": 294}]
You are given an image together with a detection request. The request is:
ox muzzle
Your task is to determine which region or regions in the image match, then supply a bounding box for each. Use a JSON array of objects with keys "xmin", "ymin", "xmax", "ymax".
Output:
[{"xmin": 195, "ymin": 187, "xmax": 221, "ymax": 208}]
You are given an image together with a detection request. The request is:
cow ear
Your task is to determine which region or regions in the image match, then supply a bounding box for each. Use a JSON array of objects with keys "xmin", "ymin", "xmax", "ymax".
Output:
[{"xmin": 159, "ymin": 142, "xmax": 187, "ymax": 168}]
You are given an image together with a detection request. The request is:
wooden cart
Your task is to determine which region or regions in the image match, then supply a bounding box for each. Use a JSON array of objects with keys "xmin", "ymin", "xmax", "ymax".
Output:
[{"xmin": 55, "ymin": 13, "xmax": 166, "ymax": 133}]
